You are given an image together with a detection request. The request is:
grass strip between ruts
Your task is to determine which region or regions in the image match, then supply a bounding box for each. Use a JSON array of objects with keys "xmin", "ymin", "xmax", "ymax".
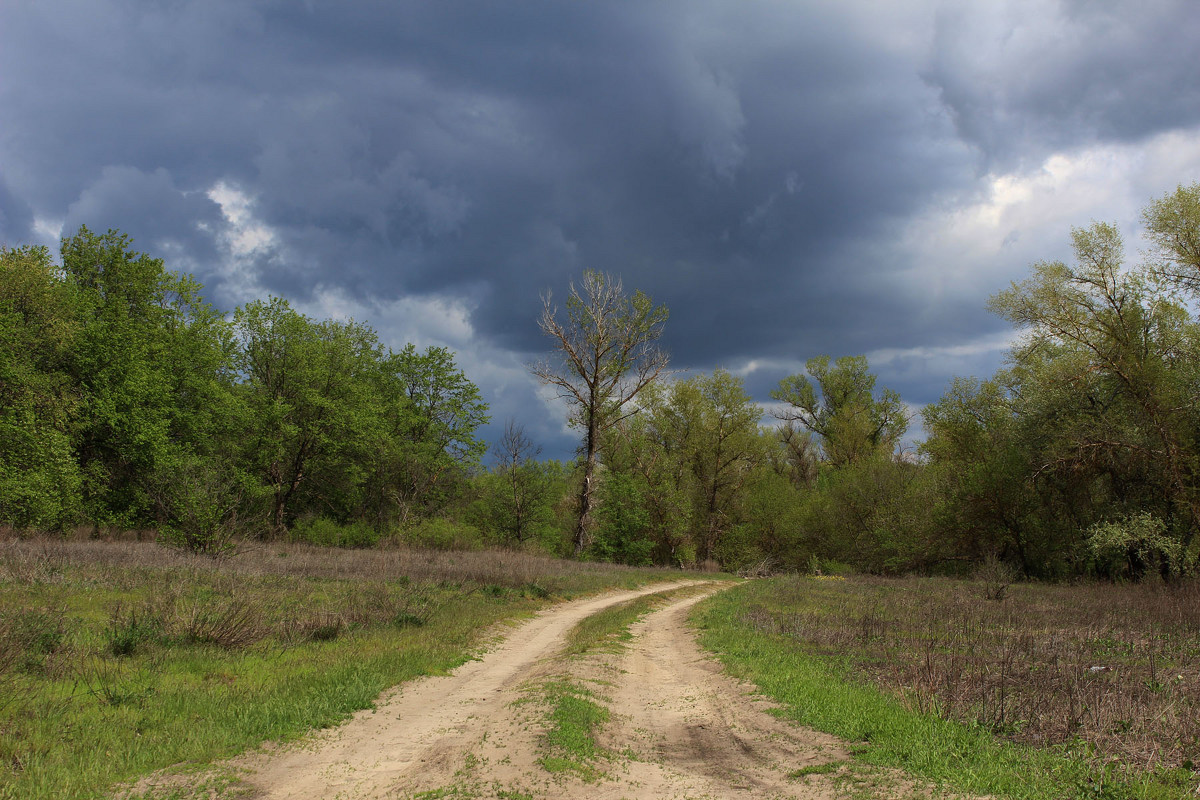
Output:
[{"xmin": 691, "ymin": 579, "xmax": 1195, "ymax": 800}]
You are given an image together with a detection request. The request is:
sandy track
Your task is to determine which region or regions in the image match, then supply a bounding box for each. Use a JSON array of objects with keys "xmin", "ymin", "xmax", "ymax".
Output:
[
  {"xmin": 147, "ymin": 581, "xmax": 857, "ymax": 799},
  {"xmin": 591, "ymin": 590, "xmax": 848, "ymax": 798}
]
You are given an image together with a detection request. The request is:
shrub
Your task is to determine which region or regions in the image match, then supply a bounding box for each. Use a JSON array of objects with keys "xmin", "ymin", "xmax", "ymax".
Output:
[
  {"xmin": 2, "ymin": 608, "xmax": 67, "ymax": 673},
  {"xmin": 401, "ymin": 518, "xmax": 484, "ymax": 551},
  {"xmin": 106, "ymin": 603, "xmax": 165, "ymax": 656},
  {"xmin": 1086, "ymin": 512, "xmax": 1186, "ymax": 581},
  {"xmin": 290, "ymin": 517, "xmax": 381, "ymax": 548}
]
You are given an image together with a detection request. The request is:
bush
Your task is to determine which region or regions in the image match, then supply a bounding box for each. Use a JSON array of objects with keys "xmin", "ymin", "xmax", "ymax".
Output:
[
  {"xmin": 1086, "ymin": 512, "xmax": 1186, "ymax": 581},
  {"xmin": 588, "ymin": 472, "xmax": 654, "ymax": 566},
  {"xmin": 1, "ymin": 608, "xmax": 67, "ymax": 673},
  {"xmin": 106, "ymin": 603, "xmax": 165, "ymax": 656},
  {"xmin": 401, "ymin": 518, "xmax": 484, "ymax": 551},
  {"xmin": 290, "ymin": 517, "xmax": 382, "ymax": 548}
]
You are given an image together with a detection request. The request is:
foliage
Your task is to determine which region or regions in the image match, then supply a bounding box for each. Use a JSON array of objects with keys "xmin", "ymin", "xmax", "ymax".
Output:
[
  {"xmin": 0, "ymin": 228, "xmax": 489, "ymax": 548},
  {"xmin": 476, "ymin": 421, "xmax": 562, "ymax": 547},
  {"xmin": 402, "ymin": 517, "xmax": 485, "ymax": 551},
  {"xmin": 589, "ymin": 471, "xmax": 654, "ymax": 566},
  {"xmin": 0, "ymin": 245, "xmax": 81, "ymax": 530},
  {"xmin": 771, "ymin": 355, "xmax": 909, "ymax": 467},
  {"xmin": 597, "ymin": 369, "xmax": 767, "ymax": 568},
  {"xmin": 289, "ymin": 516, "xmax": 382, "ymax": 549},
  {"xmin": 1086, "ymin": 512, "xmax": 1186, "ymax": 581}
]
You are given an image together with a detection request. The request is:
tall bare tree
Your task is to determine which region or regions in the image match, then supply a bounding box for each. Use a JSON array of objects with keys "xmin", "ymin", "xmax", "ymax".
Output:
[{"xmin": 531, "ymin": 270, "xmax": 669, "ymax": 555}]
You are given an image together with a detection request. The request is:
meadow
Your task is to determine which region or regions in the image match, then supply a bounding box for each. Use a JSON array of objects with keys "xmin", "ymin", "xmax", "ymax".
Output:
[
  {"xmin": 0, "ymin": 534, "xmax": 683, "ymax": 800},
  {"xmin": 695, "ymin": 574, "xmax": 1200, "ymax": 799}
]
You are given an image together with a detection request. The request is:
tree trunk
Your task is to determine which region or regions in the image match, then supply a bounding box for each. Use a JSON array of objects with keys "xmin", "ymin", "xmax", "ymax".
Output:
[{"xmin": 575, "ymin": 416, "xmax": 598, "ymax": 556}]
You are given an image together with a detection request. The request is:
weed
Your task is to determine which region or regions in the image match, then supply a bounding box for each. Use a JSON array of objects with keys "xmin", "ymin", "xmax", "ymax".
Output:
[
  {"xmin": 788, "ymin": 760, "xmax": 845, "ymax": 778},
  {"xmin": 106, "ymin": 603, "xmax": 165, "ymax": 657}
]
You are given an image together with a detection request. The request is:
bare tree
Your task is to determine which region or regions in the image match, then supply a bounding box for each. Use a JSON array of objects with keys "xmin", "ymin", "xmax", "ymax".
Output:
[
  {"xmin": 531, "ymin": 270, "xmax": 669, "ymax": 555},
  {"xmin": 492, "ymin": 419, "xmax": 543, "ymax": 545}
]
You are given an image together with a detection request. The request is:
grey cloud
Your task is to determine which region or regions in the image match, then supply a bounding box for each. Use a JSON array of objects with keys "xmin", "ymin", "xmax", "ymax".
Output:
[
  {"xmin": 2, "ymin": 0, "xmax": 1197, "ymax": 460},
  {"xmin": 925, "ymin": 0, "xmax": 1200, "ymax": 168},
  {"xmin": 0, "ymin": 178, "xmax": 35, "ymax": 245}
]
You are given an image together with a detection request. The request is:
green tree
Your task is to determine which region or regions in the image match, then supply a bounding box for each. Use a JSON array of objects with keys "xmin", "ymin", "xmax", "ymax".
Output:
[
  {"xmin": 988, "ymin": 221, "xmax": 1200, "ymax": 568},
  {"xmin": 382, "ymin": 344, "xmax": 489, "ymax": 522},
  {"xmin": 234, "ymin": 297, "xmax": 387, "ymax": 533},
  {"xmin": 531, "ymin": 270, "xmax": 669, "ymax": 555},
  {"xmin": 771, "ymin": 355, "xmax": 908, "ymax": 467},
  {"xmin": 599, "ymin": 369, "xmax": 765, "ymax": 567},
  {"xmin": 1142, "ymin": 181, "xmax": 1200, "ymax": 296},
  {"xmin": 921, "ymin": 377, "xmax": 1042, "ymax": 571},
  {"xmin": 667, "ymin": 369, "xmax": 764, "ymax": 563},
  {"xmin": 61, "ymin": 227, "xmax": 237, "ymax": 528},
  {"xmin": 0, "ymin": 245, "xmax": 82, "ymax": 529},
  {"xmin": 487, "ymin": 420, "xmax": 557, "ymax": 546}
]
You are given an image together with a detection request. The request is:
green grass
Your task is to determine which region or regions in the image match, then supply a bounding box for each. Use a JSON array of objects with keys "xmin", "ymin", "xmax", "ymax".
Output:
[
  {"xmin": 562, "ymin": 582, "xmax": 717, "ymax": 656},
  {"xmin": 693, "ymin": 579, "xmax": 1198, "ymax": 800},
  {"xmin": 0, "ymin": 538, "xmax": 688, "ymax": 800},
  {"xmin": 536, "ymin": 680, "xmax": 610, "ymax": 780}
]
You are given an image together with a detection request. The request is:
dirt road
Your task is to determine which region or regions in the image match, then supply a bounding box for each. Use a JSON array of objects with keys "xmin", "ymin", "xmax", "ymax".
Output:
[{"xmin": 157, "ymin": 581, "xmax": 857, "ymax": 799}]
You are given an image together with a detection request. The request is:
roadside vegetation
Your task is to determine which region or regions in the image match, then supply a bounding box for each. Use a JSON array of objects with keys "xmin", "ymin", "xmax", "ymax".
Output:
[
  {"xmin": 695, "ymin": 576, "xmax": 1200, "ymax": 799},
  {"xmin": 0, "ymin": 536, "xmax": 683, "ymax": 800}
]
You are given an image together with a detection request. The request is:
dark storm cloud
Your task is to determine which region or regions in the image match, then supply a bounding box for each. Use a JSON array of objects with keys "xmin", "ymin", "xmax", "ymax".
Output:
[
  {"xmin": 924, "ymin": 1, "xmax": 1200, "ymax": 169},
  {"xmin": 2, "ymin": 0, "xmax": 1198, "ymax": 457}
]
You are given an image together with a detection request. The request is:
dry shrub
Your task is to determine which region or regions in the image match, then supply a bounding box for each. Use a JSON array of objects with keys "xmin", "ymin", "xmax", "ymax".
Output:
[
  {"xmin": 280, "ymin": 613, "xmax": 344, "ymax": 644},
  {"xmin": 0, "ymin": 540, "xmax": 67, "ymax": 585},
  {"xmin": 746, "ymin": 575, "xmax": 1200, "ymax": 774},
  {"xmin": 173, "ymin": 596, "xmax": 267, "ymax": 649}
]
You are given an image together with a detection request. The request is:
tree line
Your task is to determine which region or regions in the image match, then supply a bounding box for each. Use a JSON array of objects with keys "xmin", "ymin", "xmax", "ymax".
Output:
[
  {"xmin": 4, "ymin": 183, "xmax": 1200, "ymax": 579},
  {"xmin": 0, "ymin": 227, "xmax": 489, "ymax": 551},
  {"xmin": 533, "ymin": 184, "xmax": 1200, "ymax": 579}
]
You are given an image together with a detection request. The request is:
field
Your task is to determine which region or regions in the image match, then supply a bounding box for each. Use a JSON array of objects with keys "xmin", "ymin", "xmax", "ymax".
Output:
[
  {"xmin": 4, "ymin": 535, "xmax": 1200, "ymax": 799},
  {"xmin": 695, "ymin": 574, "xmax": 1200, "ymax": 798},
  {"xmin": 0, "ymin": 536, "xmax": 685, "ymax": 800}
]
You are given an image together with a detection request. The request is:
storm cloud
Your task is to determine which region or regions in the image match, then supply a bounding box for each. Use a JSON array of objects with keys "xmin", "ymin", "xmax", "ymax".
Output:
[{"xmin": 3, "ymin": 0, "xmax": 1199, "ymax": 457}]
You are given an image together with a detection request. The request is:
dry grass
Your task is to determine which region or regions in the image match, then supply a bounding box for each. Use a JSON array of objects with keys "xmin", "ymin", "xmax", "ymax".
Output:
[
  {"xmin": 741, "ymin": 574, "xmax": 1200, "ymax": 775},
  {"xmin": 0, "ymin": 536, "xmax": 673, "ymax": 670},
  {"xmin": 0, "ymin": 535, "xmax": 648, "ymax": 591}
]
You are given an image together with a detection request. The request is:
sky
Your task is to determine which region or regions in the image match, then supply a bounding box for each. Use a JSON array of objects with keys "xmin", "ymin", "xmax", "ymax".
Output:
[{"xmin": 3, "ymin": 1, "xmax": 1200, "ymax": 462}]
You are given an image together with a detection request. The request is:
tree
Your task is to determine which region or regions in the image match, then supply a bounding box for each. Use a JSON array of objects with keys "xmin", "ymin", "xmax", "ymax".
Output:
[
  {"xmin": 921, "ymin": 377, "xmax": 1042, "ymax": 572},
  {"xmin": 1142, "ymin": 182, "xmax": 1200, "ymax": 296},
  {"xmin": 531, "ymin": 270, "xmax": 669, "ymax": 555},
  {"xmin": 0, "ymin": 245, "xmax": 82, "ymax": 529},
  {"xmin": 488, "ymin": 420, "xmax": 555, "ymax": 546},
  {"xmin": 61, "ymin": 227, "xmax": 238, "ymax": 528},
  {"xmin": 770, "ymin": 355, "xmax": 908, "ymax": 467},
  {"xmin": 663, "ymin": 369, "xmax": 764, "ymax": 563},
  {"xmin": 383, "ymin": 344, "xmax": 489, "ymax": 521},
  {"xmin": 988, "ymin": 221, "xmax": 1200, "ymax": 570},
  {"xmin": 234, "ymin": 297, "xmax": 386, "ymax": 533}
]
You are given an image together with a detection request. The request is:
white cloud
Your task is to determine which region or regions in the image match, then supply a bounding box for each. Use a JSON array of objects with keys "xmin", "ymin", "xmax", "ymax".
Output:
[{"xmin": 897, "ymin": 126, "xmax": 1200, "ymax": 301}]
